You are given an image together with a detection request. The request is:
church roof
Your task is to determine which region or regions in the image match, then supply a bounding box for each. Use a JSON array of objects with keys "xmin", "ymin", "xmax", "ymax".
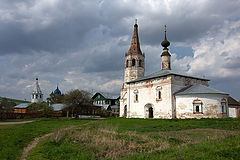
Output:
[
  {"xmin": 127, "ymin": 70, "xmax": 209, "ymax": 84},
  {"xmin": 33, "ymin": 78, "xmax": 42, "ymax": 94},
  {"xmin": 54, "ymin": 86, "xmax": 62, "ymax": 95},
  {"xmin": 126, "ymin": 20, "xmax": 142, "ymax": 55},
  {"xmin": 175, "ymin": 84, "xmax": 228, "ymax": 95}
]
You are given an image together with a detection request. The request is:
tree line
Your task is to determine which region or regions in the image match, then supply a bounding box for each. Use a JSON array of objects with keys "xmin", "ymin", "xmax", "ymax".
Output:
[{"xmin": 1, "ymin": 89, "xmax": 108, "ymax": 117}]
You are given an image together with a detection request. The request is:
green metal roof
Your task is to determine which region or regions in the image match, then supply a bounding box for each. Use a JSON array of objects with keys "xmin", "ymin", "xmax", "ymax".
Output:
[
  {"xmin": 127, "ymin": 70, "xmax": 209, "ymax": 84},
  {"xmin": 175, "ymin": 84, "xmax": 228, "ymax": 95}
]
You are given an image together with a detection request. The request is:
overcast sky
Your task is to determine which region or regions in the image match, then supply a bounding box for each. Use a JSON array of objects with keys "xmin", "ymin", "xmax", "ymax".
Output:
[{"xmin": 0, "ymin": 0, "xmax": 240, "ymax": 101}]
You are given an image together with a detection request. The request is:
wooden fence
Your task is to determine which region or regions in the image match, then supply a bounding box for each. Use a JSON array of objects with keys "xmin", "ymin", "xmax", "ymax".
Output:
[{"xmin": 0, "ymin": 112, "xmax": 63, "ymax": 120}]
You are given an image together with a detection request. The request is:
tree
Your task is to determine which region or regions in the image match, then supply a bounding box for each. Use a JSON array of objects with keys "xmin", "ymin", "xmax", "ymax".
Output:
[
  {"xmin": 27, "ymin": 103, "xmax": 53, "ymax": 114},
  {"xmin": 46, "ymin": 93, "xmax": 64, "ymax": 104},
  {"xmin": 63, "ymin": 89, "xmax": 93, "ymax": 117},
  {"xmin": 0, "ymin": 98, "xmax": 16, "ymax": 112}
]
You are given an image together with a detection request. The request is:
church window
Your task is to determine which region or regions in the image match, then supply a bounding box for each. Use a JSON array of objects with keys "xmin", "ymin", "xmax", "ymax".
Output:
[
  {"xmin": 221, "ymin": 99, "xmax": 227, "ymax": 113},
  {"xmin": 32, "ymin": 95, "xmax": 34, "ymax": 99},
  {"xmin": 126, "ymin": 60, "xmax": 129, "ymax": 67},
  {"xmin": 156, "ymin": 86, "xmax": 162, "ymax": 101},
  {"xmin": 158, "ymin": 91, "xmax": 161, "ymax": 99},
  {"xmin": 135, "ymin": 94, "xmax": 138, "ymax": 102},
  {"xmin": 132, "ymin": 59, "xmax": 136, "ymax": 66},
  {"xmin": 36, "ymin": 95, "xmax": 38, "ymax": 99},
  {"xmin": 193, "ymin": 99, "xmax": 203, "ymax": 113},
  {"xmin": 139, "ymin": 60, "xmax": 142, "ymax": 67},
  {"xmin": 133, "ymin": 89, "xmax": 138, "ymax": 103},
  {"xmin": 40, "ymin": 95, "xmax": 42, "ymax": 98}
]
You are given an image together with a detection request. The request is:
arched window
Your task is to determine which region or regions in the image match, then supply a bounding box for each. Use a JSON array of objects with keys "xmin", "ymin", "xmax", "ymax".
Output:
[
  {"xmin": 221, "ymin": 99, "xmax": 227, "ymax": 113},
  {"xmin": 156, "ymin": 86, "xmax": 162, "ymax": 101},
  {"xmin": 134, "ymin": 89, "xmax": 138, "ymax": 103},
  {"xmin": 135, "ymin": 94, "xmax": 138, "ymax": 102},
  {"xmin": 132, "ymin": 59, "xmax": 136, "ymax": 66},
  {"xmin": 138, "ymin": 60, "xmax": 142, "ymax": 67},
  {"xmin": 126, "ymin": 60, "xmax": 129, "ymax": 67},
  {"xmin": 158, "ymin": 91, "xmax": 161, "ymax": 99},
  {"xmin": 193, "ymin": 99, "xmax": 203, "ymax": 113}
]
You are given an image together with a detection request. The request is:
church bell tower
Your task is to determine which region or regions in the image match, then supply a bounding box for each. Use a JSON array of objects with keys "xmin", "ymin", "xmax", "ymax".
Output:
[
  {"xmin": 124, "ymin": 20, "xmax": 145, "ymax": 83},
  {"xmin": 31, "ymin": 78, "xmax": 43, "ymax": 103},
  {"xmin": 161, "ymin": 25, "xmax": 171, "ymax": 70}
]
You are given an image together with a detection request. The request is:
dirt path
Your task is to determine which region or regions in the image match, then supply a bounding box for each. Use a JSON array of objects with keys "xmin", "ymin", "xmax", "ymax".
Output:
[
  {"xmin": 20, "ymin": 120, "xmax": 97, "ymax": 160},
  {"xmin": 0, "ymin": 120, "xmax": 36, "ymax": 125}
]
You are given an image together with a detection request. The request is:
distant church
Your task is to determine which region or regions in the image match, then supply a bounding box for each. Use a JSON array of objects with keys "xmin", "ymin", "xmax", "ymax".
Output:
[
  {"xmin": 120, "ymin": 22, "xmax": 229, "ymax": 119},
  {"xmin": 31, "ymin": 78, "xmax": 43, "ymax": 103}
]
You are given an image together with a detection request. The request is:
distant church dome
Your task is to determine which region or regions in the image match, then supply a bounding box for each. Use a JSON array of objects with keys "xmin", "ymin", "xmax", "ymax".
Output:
[{"xmin": 53, "ymin": 86, "xmax": 62, "ymax": 95}]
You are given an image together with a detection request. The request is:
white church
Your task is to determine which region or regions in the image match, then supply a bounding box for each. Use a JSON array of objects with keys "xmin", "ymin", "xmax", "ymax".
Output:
[
  {"xmin": 120, "ymin": 22, "xmax": 229, "ymax": 119},
  {"xmin": 31, "ymin": 78, "xmax": 43, "ymax": 103}
]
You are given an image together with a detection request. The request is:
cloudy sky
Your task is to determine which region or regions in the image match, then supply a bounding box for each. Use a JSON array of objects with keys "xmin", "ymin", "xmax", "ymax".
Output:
[{"xmin": 0, "ymin": 0, "xmax": 240, "ymax": 101}]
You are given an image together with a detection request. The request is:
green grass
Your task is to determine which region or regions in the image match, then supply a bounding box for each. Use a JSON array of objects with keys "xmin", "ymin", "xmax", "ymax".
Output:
[
  {"xmin": 0, "ymin": 119, "xmax": 92, "ymax": 160},
  {"xmin": 25, "ymin": 118, "xmax": 240, "ymax": 160}
]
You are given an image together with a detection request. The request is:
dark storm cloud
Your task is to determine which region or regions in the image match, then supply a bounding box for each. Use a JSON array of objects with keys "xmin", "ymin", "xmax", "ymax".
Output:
[
  {"xmin": 0, "ymin": 0, "xmax": 239, "ymax": 56},
  {"xmin": 0, "ymin": 0, "xmax": 240, "ymax": 100}
]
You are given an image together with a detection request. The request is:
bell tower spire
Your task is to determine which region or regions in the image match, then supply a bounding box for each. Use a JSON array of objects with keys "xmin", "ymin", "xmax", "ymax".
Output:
[
  {"xmin": 161, "ymin": 25, "xmax": 171, "ymax": 70},
  {"xmin": 124, "ymin": 20, "xmax": 145, "ymax": 83},
  {"xmin": 127, "ymin": 19, "xmax": 142, "ymax": 55},
  {"xmin": 31, "ymin": 77, "xmax": 43, "ymax": 103}
]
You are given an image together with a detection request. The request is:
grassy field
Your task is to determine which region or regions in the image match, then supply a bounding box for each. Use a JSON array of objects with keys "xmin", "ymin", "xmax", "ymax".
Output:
[
  {"xmin": 24, "ymin": 118, "xmax": 240, "ymax": 160},
  {"xmin": 0, "ymin": 119, "xmax": 92, "ymax": 160}
]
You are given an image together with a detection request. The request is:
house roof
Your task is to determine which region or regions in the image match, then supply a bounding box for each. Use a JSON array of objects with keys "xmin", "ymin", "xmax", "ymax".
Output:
[
  {"xmin": 14, "ymin": 103, "xmax": 30, "ymax": 109},
  {"xmin": 51, "ymin": 104, "xmax": 65, "ymax": 111},
  {"xmin": 228, "ymin": 97, "xmax": 240, "ymax": 106},
  {"xmin": 175, "ymin": 84, "xmax": 228, "ymax": 95},
  {"xmin": 92, "ymin": 92, "xmax": 120, "ymax": 100},
  {"xmin": 127, "ymin": 70, "xmax": 209, "ymax": 84}
]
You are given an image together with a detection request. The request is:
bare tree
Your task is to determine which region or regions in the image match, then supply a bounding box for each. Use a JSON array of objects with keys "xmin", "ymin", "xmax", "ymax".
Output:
[{"xmin": 63, "ymin": 89, "xmax": 93, "ymax": 117}]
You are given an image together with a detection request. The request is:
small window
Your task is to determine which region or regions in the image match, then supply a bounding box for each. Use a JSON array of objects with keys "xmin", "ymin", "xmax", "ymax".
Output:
[
  {"xmin": 193, "ymin": 99, "xmax": 203, "ymax": 113},
  {"xmin": 40, "ymin": 95, "xmax": 42, "ymax": 98},
  {"xmin": 132, "ymin": 59, "xmax": 136, "ymax": 66},
  {"xmin": 158, "ymin": 91, "xmax": 161, "ymax": 99},
  {"xmin": 156, "ymin": 86, "xmax": 162, "ymax": 101},
  {"xmin": 135, "ymin": 94, "xmax": 138, "ymax": 102},
  {"xmin": 133, "ymin": 89, "xmax": 138, "ymax": 103},
  {"xmin": 139, "ymin": 60, "xmax": 142, "ymax": 67},
  {"xmin": 36, "ymin": 95, "xmax": 38, "ymax": 99},
  {"xmin": 221, "ymin": 99, "xmax": 227, "ymax": 113},
  {"xmin": 126, "ymin": 60, "xmax": 129, "ymax": 67}
]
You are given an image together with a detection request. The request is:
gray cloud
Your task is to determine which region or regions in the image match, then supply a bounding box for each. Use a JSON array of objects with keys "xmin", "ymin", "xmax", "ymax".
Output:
[{"xmin": 0, "ymin": 0, "xmax": 240, "ymax": 100}]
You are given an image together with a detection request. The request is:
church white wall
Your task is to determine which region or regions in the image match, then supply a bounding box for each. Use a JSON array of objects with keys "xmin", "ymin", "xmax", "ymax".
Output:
[
  {"xmin": 175, "ymin": 94, "xmax": 228, "ymax": 119},
  {"xmin": 125, "ymin": 76, "xmax": 173, "ymax": 119}
]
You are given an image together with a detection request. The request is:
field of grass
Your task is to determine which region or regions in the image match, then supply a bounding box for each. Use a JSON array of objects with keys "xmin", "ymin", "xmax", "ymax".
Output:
[
  {"xmin": 0, "ymin": 119, "xmax": 92, "ymax": 160},
  {"xmin": 25, "ymin": 118, "xmax": 240, "ymax": 160}
]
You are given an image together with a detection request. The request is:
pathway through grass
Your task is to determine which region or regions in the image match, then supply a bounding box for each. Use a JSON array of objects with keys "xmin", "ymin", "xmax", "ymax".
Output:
[
  {"xmin": 0, "ymin": 119, "xmax": 93, "ymax": 160},
  {"xmin": 26, "ymin": 118, "xmax": 240, "ymax": 160}
]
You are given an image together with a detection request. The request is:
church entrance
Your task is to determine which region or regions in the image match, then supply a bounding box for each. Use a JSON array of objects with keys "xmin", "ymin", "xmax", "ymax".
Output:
[
  {"xmin": 149, "ymin": 107, "xmax": 153, "ymax": 118},
  {"xmin": 144, "ymin": 103, "xmax": 153, "ymax": 118}
]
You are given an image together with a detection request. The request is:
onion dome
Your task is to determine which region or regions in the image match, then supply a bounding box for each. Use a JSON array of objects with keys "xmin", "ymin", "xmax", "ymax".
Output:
[
  {"xmin": 161, "ymin": 25, "xmax": 170, "ymax": 50},
  {"xmin": 54, "ymin": 86, "xmax": 62, "ymax": 95}
]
